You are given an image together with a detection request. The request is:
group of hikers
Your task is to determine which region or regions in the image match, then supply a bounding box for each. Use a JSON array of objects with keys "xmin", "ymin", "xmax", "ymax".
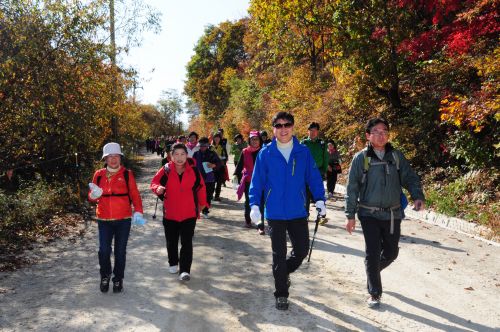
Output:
[{"xmin": 87, "ymin": 112, "xmax": 425, "ymax": 311}]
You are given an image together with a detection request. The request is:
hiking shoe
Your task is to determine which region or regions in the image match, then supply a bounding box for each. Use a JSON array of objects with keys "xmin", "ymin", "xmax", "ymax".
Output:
[
  {"xmin": 168, "ymin": 265, "xmax": 178, "ymax": 274},
  {"xmin": 275, "ymin": 297, "xmax": 289, "ymax": 310},
  {"xmin": 201, "ymin": 212, "xmax": 210, "ymax": 219},
  {"xmin": 367, "ymin": 295, "xmax": 381, "ymax": 308},
  {"xmin": 245, "ymin": 222, "xmax": 252, "ymax": 228},
  {"xmin": 319, "ymin": 217, "xmax": 329, "ymax": 226},
  {"xmin": 327, "ymin": 192, "xmax": 334, "ymax": 199},
  {"xmin": 112, "ymin": 280, "xmax": 123, "ymax": 293},
  {"xmin": 179, "ymin": 272, "xmax": 191, "ymax": 281},
  {"xmin": 100, "ymin": 276, "xmax": 110, "ymax": 293},
  {"xmin": 213, "ymin": 196, "xmax": 221, "ymax": 201},
  {"xmin": 258, "ymin": 228, "xmax": 265, "ymax": 235}
]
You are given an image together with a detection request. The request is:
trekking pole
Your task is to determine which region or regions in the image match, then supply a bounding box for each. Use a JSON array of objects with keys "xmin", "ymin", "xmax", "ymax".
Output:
[
  {"xmin": 152, "ymin": 197, "xmax": 159, "ymax": 219},
  {"xmin": 307, "ymin": 209, "xmax": 321, "ymax": 263}
]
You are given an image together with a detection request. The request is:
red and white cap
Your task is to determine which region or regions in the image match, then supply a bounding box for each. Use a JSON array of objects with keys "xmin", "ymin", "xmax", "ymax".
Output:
[{"xmin": 249, "ymin": 130, "xmax": 260, "ymax": 138}]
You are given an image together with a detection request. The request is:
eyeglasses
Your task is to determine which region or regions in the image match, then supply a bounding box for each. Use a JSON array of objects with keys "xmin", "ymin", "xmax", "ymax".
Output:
[
  {"xmin": 273, "ymin": 122, "xmax": 293, "ymax": 129},
  {"xmin": 370, "ymin": 130, "xmax": 389, "ymax": 137}
]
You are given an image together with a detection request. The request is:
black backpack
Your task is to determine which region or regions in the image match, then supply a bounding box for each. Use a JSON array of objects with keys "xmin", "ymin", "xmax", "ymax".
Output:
[{"xmin": 96, "ymin": 169, "xmax": 131, "ymax": 203}]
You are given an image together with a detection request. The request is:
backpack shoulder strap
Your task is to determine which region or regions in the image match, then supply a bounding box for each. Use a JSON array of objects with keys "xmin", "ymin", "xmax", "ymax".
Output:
[
  {"xmin": 361, "ymin": 150, "xmax": 370, "ymax": 183},
  {"xmin": 392, "ymin": 151, "xmax": 400, "ymax": 170}
]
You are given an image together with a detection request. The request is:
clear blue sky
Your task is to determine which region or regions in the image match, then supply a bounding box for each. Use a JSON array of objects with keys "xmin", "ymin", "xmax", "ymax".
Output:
[{"xmin": 123, "ymin": 0, "xmax": 250, "ymax": 107}]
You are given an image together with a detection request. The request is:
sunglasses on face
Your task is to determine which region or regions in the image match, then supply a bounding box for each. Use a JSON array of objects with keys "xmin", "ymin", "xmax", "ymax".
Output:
[{"xmin": 273, "ymin": 122, "xmax": 293, "ymax": 129}]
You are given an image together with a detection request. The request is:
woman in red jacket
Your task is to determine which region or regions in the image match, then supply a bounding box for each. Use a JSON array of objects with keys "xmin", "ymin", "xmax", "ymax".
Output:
[
  {"xmin": 88, "ymin": 142, "xmax": 144, "ymax": 293},
  {"xmin": 150, "ymin": 143, "xmax": 207, "ymax": 281}
]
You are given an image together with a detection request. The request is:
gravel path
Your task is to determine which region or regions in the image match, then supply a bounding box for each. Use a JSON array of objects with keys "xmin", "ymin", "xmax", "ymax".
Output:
[{"xmin": 1, "ymin": 151, "xmax": 499, "ymax": 331}]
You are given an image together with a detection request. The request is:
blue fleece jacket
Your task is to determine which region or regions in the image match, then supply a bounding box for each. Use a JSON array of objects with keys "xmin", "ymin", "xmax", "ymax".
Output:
[{"xmin": 249, "ymin": 136, "xmax": 325, "ymax": 221}]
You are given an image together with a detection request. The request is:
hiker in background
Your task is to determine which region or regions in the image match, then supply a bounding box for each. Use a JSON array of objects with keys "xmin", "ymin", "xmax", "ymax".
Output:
[
  {"xmin": 260, "ymin": 130, "xmax": 272, "ymax": 145},
  {"xmin": 177, "ymin": 135, "xmax": 187, "ymax": 145},
  {"xmin": 150, "ymin": 143, "xmax": 207, "ymax": 282},
  {"xmin": 186, "ymin": 131, "xmax": 200, "ymax": 158},
  {"xmin": 230, "ymin": 133, "xmax": 247, "ymax": 183},
  {"xmin": 233, "ymin": 131, "xmax": 264, "ymax": 233},
  {"xmin": 193, "ymin": 137, "xmax": 221, "ymax": 218},
  {"xmin": 249, "ymin": 112, "xmax": 326, "ymax": 310},
  {"xmin": 301, "ymin": 122, "xmax": 329, "ymax": 215},
  {"xmin": 217, "ymin": 128, "xmax": 228, "ymax": 148},
  {"xmin": 326, "ymin": 140, "xmax": 341, "ymax": 200},
  {"xmin": 0, "ymin": 168, "xmax": 20, "ymax": 195},
  {"xmin": 345, "ymin": 117, "xmax": 425, "ymax": 308},
  {"xmin": 211, "ymin": 133, "xmax": 228, "ymax": 201},
  {"xmin": 88, "ymin": 142, "xmax": 144, "ymax": 294}
]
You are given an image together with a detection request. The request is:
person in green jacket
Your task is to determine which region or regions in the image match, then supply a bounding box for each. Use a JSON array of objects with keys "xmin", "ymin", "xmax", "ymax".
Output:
[
  {"xmin": 301, "ymin": 122, "xmax": 329, "ymax": 214},
  {"xmin": 345, "ymin": 117, "xmax": 425, "ymax": 308}
]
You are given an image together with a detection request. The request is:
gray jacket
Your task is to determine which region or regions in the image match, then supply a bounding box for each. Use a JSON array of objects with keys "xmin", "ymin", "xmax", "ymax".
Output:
[{"xmin": 345, "ymin": 144, "xmax": 424, "ymax": 220}]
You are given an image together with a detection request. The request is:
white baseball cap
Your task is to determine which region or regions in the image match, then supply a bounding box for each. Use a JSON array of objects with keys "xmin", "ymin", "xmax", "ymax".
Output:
[{"xmin": 102, "ymin": 142, "xmax": 123, "ymax": 160}]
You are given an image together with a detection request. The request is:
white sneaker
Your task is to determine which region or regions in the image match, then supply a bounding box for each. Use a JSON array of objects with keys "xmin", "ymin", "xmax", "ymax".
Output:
[
  {"xmin": 168, "ymin": 265, "xmax": 178, "ymax": 274},
  {"xmin": 179, "ymin": 272, "xmax": 190, "ymax": 281},
  {"xmin": 201, "ymin": 212, "xmax": 210, "ymax": 219},
  {"xmin": 367, "ymin": 295, "xmax": 381, "ymax": 308}
]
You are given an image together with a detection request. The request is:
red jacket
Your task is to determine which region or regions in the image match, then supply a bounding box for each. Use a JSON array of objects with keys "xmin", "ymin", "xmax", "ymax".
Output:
[
  {"xmin": 88, "ymin": 166, "xmax": 143, "ymax": 220},
  {"xmin": 150, "ymin": 161, "xmax": 207, "ymax": 222}
]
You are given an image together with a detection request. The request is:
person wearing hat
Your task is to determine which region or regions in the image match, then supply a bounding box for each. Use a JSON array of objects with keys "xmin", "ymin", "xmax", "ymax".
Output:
[
  {"xmin": 249, "ymin": 112, "xmax": 326, "ymax": 310},
  {"xmin": 301, "ymin": 122, "xmax": 329, "ymax": 215},
  {"xmin": 88, "ymin": 142, "xmax": 144, "ymax": 293},
  {"xmin": 192, "ymin": 137, "xmax": 222, "ymax": 218},
  {"xmin": 260, "ymin": 130, "xmax": 272, "ymax": 145},
  {"xmin": 230, "ymin": 133, "xmax": 247, "ymax": 182},
  {"xmin": 186, "ymin": 131, "xmax": 200, "ymax": 158},
  {"xmin": 233, "ymin": 131, "xmax": 264, "ymax": 233}
]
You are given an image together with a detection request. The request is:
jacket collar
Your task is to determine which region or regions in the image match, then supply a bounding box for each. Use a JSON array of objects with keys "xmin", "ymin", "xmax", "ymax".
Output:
[{"xmin": 366, "ymin": 142, "xmax": 394, "ymax": 159}]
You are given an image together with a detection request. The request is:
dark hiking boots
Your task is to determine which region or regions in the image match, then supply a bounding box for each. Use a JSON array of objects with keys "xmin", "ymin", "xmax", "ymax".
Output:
[
  {"xmin": 275, "ymin": 297, "xmax": 289, "ymax": 310},
  {"xmin": 113, "ymin": 279, "xmax": 123, "ymax": 293},
  {"xmin": 100, "ymin": 276, "xmax": 110, "ymax": 293}
]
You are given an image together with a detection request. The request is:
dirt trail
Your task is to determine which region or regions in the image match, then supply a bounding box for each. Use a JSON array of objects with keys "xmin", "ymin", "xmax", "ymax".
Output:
[{"xmin": 0, "ymin": 151, "xmax": 499, "ymax": 332}]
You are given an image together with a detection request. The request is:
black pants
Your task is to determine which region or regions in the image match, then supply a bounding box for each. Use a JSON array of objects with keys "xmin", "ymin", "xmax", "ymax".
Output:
[
  {"xmin": 214, "ymin": 167, "xmax": 224, "ymax": 199},
  {"xmin": 359, "ymin": 217, "xmax": 401, "ymax": 297},
  {"xmin": 268, "ymin": 219, "xmax": 309, "ymax": 298},
  {"xmin": 203, "ymin": 182, "xmax": 216, "ymax": 214},
  {"xmin": 162, "ymin": 218, "xmax": 197, "ymax": 274},
  {"xmin": 326, "ymin": 170, "xmax": 338, "ymax": 195},
  {"xmin": 244, "ymin": 184, "xmax": 264, "ymax": 229}
]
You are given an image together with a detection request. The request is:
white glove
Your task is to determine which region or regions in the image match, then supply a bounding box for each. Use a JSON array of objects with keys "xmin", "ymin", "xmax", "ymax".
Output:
[
  {"xmin": 231, "ymin": 175, "xmax": 239, "ymax": 190},
  {"xmin": 89, "ymin": 183, "xmax": 103, "ymax": 199},
  {"xmin": 250, "ymin": 205, "xmax": 261, "ymax": 226},
  {"xmin": 132, "ymin": 212, "xmax": 146, "ymax": 226},
  {"xmin": 315, "ymin": 200, "xmax": 326, "ymax": 217}
]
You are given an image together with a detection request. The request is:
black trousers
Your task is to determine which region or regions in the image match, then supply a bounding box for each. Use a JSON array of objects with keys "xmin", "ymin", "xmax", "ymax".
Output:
[
  {"xmin": 214, "ymin": 167, "xmax": 224, "ymax": 198},
  {"xmin": 243, "ymin": 184, "xmax": 264, "ymax": 229},
  {"xmin": 359, "ymin": 216, "xmax": 401, "ymax": 297},
  {"xmin": 162, "ymin": 218, "xmax": 197, "ymax": 274},
  {"xmin": 268, "ymin": 219, "xmax": 309, "ymax": 298},
  {"xmin": 203, "ymin": 182, "xmax": 216, "ymax": 214},
  {"xmin": 326, "ymin": 170, "xmax": 338, "ymax": 194}
]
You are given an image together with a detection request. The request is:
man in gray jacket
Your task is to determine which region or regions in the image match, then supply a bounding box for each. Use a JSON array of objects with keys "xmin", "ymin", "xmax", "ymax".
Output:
[{"xmin": 345, "ymin": 118, "xmax": 425, "ymax": 308}]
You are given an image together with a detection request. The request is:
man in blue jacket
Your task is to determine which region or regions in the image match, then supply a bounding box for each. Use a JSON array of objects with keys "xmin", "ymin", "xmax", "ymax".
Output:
[{"xmin": 249, "ymin": 111, "xmax": 326, "ymax": 310}]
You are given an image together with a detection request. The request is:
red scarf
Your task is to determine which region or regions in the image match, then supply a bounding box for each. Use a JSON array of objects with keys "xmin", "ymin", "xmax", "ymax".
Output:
[{"xmin": 186, "ymin": 141, "xmax": 197, "ymax": 150}]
